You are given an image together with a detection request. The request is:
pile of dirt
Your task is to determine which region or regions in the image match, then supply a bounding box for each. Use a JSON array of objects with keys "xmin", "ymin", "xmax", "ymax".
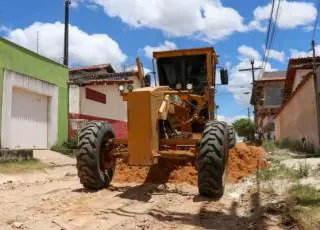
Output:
[
  {"xmin": 114, "ymin": 159, "xmax": 198, "ymax": 185},
  {"xmin": 113, "ymin": 142, "xmax": 267, "ymax": 185},
  {"xmin": 227, "ymin": 142, "xmax": 268, "ymax": 183}
]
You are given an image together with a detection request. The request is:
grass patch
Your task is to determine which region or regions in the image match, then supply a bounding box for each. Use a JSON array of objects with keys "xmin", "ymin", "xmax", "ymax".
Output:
[
  {"xmin": 286, "ymin": 184, "xmax": 320, "ymax": 230},
  {"xmin": 51, "ymin": 136, "xmax": 78, "ymax": 157},
  {"xmin": 0, "ymin": 158, "xmax": 49, "ymax": 174},
  {"xmin": 276, "ymin": 138, "xmax": 320, "ymax": 155},
  {"xmin": 262, "ymin": 140, "xmax": 277, "ymax": 153},
  {"xmin": 257, "ymin": 160, "xmax": 311, "ymax": 182}
]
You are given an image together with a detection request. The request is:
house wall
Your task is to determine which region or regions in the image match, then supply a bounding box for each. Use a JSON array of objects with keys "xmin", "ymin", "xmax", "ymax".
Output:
[
  {"xmin": 0, "ymin": 38, "xmax": 69, "ymax": 146},
  {"xmin": 275, "ymin": 76, "xmax": 319, "ymax": 147},
  {"xmin": 69, "ymin": 76, "xmax": 140, "ymax": 139},
  {"xmin": 292, "ymin": 70, "xmax": 311, "ymax": 92},
  {"xmin": 1, "ymin": 70, "xmax": 59, "ymax": 148}
]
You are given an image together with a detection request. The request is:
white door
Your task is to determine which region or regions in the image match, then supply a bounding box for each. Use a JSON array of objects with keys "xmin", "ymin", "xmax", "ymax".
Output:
[{"xmin": 10, "ymin": 87, "xmax": 48, "ymax": 149}]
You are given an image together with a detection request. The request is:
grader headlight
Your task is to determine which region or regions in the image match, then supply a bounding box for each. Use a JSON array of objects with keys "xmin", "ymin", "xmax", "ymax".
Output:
[
  {"xmin": 176, "ymin": 83, "xmax": 182, "ymax": 90},
  {"xmin": 118, "ymin": 84, "xmax": 124, "ymax": 92},
  {"xmin": 186, "ymin": 83, "xmax": 193, "ymax": 90},
  {"xmin": 127, "ymin": 84, "xmax": 134, "ymax": 92}
]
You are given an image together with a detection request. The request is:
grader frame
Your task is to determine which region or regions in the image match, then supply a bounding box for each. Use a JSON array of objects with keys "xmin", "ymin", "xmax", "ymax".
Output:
[{"xmin": 75, "ymin": 47, "xmax": 236, "ymax": 198}]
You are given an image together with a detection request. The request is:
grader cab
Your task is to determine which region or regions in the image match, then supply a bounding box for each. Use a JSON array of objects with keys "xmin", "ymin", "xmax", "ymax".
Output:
[{"xmin": 75, "ymin": 47, "xmax": 236, "ymax": 198}]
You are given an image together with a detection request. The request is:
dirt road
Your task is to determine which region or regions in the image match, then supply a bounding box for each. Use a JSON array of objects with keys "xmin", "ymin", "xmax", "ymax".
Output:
[{"xmin": 0, "ymin": 146, "xmax": 288, "ymax": 230}]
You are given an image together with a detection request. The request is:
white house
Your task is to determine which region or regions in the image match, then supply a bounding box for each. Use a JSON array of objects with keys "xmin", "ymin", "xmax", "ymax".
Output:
[{"xmin": 68, "ymin": 64, "xmax": 141, "ymax": 139}]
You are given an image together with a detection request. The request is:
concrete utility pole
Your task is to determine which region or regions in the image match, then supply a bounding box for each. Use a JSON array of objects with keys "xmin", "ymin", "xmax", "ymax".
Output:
[
  {"xmin": 239, "ymin": 59, "xmax": 262, "ymax": 130},
  {"xmin": 312, "ymin": 40, "xmax": 320, "ymax": 146},
  {"xmin": 247, "ymin": 107, "xmax": 250, "ymax": 120},
  {"xmin": 64, "ymin": 0, "xmax": 71, "ymax": 66}
]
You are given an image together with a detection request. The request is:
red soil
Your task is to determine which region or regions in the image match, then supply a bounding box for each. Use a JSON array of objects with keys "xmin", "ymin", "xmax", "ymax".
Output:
[{"xmin": 113, "ymin": 143, "xmax": 267, "ymax": 185}]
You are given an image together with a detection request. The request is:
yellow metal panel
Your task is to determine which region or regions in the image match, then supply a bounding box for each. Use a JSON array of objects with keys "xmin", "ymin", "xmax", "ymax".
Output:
[{"xmin": 127, "ymin": 86, "xmax": 169, "ymax": 166}]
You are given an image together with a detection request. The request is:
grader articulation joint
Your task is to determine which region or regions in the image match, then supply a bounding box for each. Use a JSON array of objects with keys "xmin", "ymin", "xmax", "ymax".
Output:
[{"xmin": 75, "ymin": 47, "xmax": 236, "ymax": 199}]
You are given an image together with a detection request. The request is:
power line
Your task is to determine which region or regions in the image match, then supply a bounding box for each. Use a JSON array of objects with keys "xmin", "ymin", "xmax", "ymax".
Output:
[
  {"xmin": 261, "ymin": 0, "xmax": 275, "ymax": 74},
  {"xmin": 261, "ymin": 0, "xmax": 282, "ymax": 76},
  {"xmin": 313, "ymin": 2, "xmax": 320, "ymax": 40}
]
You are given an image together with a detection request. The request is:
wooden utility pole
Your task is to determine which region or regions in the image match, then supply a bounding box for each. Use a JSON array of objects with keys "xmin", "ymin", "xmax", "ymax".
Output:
[
  {"xmin": 239, "ymin": 59, "xmax": 261, "ymax": 130},
  {"xmin": 312, "ymin": 40, "xmax": 320, "ymax": 145},
  {"xmin": 239, "ymin": 60, "xmax": 261, "ymax": 82}
]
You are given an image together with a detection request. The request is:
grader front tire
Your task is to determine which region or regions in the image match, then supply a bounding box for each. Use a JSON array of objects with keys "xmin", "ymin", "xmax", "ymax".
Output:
[
  {"xmin": 75, "ymin": 121, "xmax": 115, "ymax": 189},
  {"xmin": 197, "ymin": 121, "xmax": 229, "ymax": 199}
]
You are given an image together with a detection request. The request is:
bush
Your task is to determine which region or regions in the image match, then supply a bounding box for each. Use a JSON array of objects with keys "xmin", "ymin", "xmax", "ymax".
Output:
[{"xmin": 51, "ymin": 136, "xmax": 78, "ymax": 155}]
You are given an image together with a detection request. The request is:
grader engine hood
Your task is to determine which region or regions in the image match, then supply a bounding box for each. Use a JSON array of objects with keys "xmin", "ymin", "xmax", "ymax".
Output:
[{"xmin": 127, "ymin": 86, "xmax": 170, "ymax": 165}]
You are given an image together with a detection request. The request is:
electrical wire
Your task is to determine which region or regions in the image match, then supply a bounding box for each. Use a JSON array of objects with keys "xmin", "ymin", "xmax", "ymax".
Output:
[
  {"xmin": 261, "ymin": 0, "xmax": 282, "ymax": 76},
  {"xmin": 312, "ymin": 2, "xmax": 320, "ymax": 41},
  {"xmin": 261, "ymin": 0, "xmax": 276, "ymax": 73}
]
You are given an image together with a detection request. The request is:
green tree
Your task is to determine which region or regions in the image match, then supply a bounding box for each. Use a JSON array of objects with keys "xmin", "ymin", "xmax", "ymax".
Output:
[{"xmin": 232, "ymin": 118, "xmax": 255, "ymax": 140}]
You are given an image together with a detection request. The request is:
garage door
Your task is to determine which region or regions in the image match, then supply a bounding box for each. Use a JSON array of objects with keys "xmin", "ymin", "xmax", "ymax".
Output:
[{"xmin": 10, "ymin": 87, "xmax": 48, "ymax": 149}]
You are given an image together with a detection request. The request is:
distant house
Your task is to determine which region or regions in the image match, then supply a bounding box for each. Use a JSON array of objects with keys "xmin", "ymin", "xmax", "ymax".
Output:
[
  {"xmin": 68, "ymin": 64, "xmax": 141, "ymax": 139},
  {"xmin": 250, "ymin": 71, "xmax": 286, "ymax": 138},
  {"xmin": 275, "ymin": 57, "xmax": 320, "ymax": 149},
  {"xmin": 0, "ymin": 37, "xmax": 69, "ymax": 149}
]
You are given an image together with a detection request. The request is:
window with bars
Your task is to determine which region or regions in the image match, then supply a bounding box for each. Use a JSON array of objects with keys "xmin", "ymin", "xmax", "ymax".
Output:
[{"xmin": 265, "ymin": 87, "xmax": 283, "ymax": 106}]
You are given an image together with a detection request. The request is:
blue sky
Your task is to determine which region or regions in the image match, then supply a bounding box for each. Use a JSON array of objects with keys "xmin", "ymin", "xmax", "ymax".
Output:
[{"xmin": 1, "ymin": 0, "xmax": 319, "ymax": 122}]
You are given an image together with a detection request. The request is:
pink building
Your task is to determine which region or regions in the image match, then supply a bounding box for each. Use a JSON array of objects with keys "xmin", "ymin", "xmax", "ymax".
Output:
[{"xmin": 275, "ymin": 57, "xmax": 320, "ymax": 149}]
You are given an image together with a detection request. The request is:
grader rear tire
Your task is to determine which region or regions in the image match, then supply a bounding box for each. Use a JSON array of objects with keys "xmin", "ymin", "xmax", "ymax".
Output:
[
  {"xmin": 228, "ymin": 125, "xmax": 236, "ymax": 149},
  {"xmin": 75, "ymin": 121, "xmax": 115, "ymax": 189},
  {"xmin": 197, "ymin": 121, "xmax": 229, "ymax": 199}
]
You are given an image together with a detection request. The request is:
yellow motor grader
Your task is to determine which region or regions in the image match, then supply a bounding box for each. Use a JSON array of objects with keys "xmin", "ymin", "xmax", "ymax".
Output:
[{"xmin": 75, "ymin": 47, "xmax": 236, "ymax": 198}]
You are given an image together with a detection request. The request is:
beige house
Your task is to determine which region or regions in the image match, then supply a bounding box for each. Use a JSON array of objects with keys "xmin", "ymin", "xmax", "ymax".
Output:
[
  {"xmin": 250, "ymin": 71, "xmax": 286, "ymax": 138},
  {"xmin": 275, "ymin": 57, "xmax": 320, "ymax": 149}
]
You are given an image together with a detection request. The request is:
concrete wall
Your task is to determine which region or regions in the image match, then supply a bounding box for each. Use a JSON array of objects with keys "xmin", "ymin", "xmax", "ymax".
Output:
[
  {"xmin": 275, "ymin": 76, "xmax": 319, "ymax": 147},
  {"xmin": 0, "ymin": 38, "xmax": 69, "ymax": 146}
]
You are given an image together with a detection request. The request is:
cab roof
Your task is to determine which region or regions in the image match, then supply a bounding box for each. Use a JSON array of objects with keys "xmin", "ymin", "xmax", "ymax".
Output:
[{"xmin": 152, "ymin": 47, "xmax": 218, "ymax": 64}]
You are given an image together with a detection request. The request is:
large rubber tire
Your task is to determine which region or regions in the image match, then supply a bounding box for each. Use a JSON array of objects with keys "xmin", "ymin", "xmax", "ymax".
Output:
[
  {"xmin": 75, "ymin": 121, "xmax": 115, "ymax": 189},
  {"xmin": 197, "ymin": 121, "xmax": 229, "ymax": 198},
  {"xmin": 228, "ymin": 125, "xmax": 236, "ymax": 149}
]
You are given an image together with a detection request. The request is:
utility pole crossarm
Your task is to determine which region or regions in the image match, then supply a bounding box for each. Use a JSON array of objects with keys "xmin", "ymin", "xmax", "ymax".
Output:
[{"xmin": 238, "ymin": 68, "xmax": 262, "ymax": 72}]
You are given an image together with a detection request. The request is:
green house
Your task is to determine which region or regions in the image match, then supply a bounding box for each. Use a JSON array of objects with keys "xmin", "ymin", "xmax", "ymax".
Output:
[{"xmin": 0, "ymin": 37, "xmax": 68, "ymax": 149}]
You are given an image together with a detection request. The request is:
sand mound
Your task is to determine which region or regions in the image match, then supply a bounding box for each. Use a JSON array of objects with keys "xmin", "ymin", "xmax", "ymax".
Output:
[{"xmin": 113, "ymin": 143, "xmax": 267, "ymax": 185}]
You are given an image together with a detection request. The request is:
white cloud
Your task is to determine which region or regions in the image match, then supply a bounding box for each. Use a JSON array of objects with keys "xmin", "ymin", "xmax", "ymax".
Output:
[
  {"xmin": 70, "ymin": 0, "xmax": 99, "ymax": 11},
  {"xmin": 0, "ymin": 25, "xmax": 9, "ymax": 33},
  {"xmin": 5, "ymin": 21, "xmax": 127, "ymax": 69},
  {"xmin": 226, "ymin": 45, "xmax": 276, "ymax": 106},
  {"xmin": 303, "ymin": 25, "xmax": 320, "ymax": 32},
  {"xmin": 266, "ymin": 49, "xmax": 285, "ymax": 62},
  {"xmin": 290, "ymin": 45, "xmax": 320, "ymax": 58},
  {"xmin": 70, "ymin": 0, "xmax": 82, "ymax": 8},
  {"xmin": 143, "ymin": 41, "xmax": 177, "ymax": 59},
  {"xmin": 217, "ymin": 115, "xmax": 253, "ymax": 125},
  {"xmin": 90, "ymin": 0, "xmax": 247, "ymax": 42},
  {"xmin": 251, "ymin": 0, "xmax": 317, "ymax": 31},
  {"xmin": 238, "ymin": 45, "xmax": 261, "ymax": 60}
]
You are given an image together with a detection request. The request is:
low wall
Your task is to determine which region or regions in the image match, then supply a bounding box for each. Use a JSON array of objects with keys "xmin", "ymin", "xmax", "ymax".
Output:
[{"xmin": 0, "ymin": 149, "xmax": 33, "ymax": 162}]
